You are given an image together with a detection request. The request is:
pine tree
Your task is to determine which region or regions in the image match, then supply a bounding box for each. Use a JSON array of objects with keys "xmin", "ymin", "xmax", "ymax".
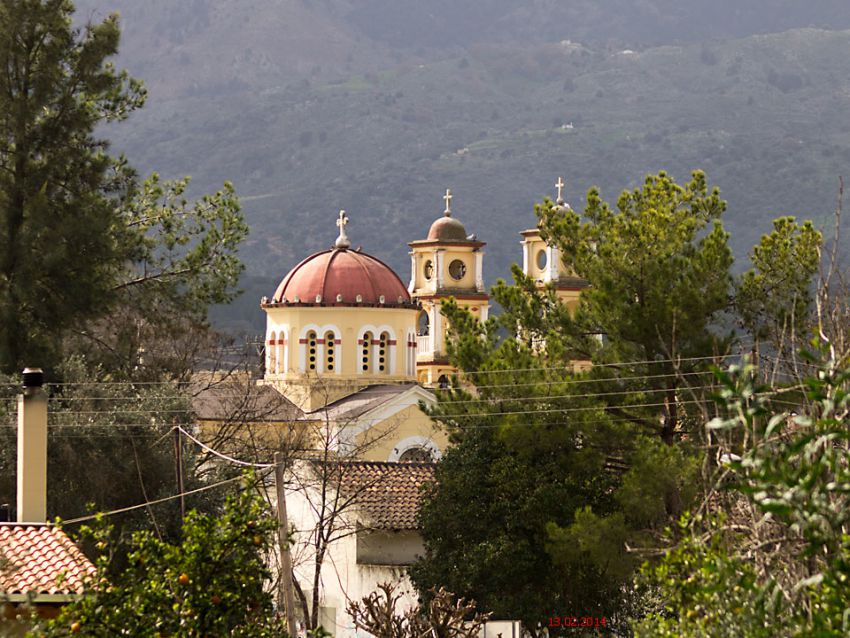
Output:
[
  {"xmin": 0, "ymin": 0, "xmax": 145, "ymax": 373},
  {"xmin": 0, "ymin": 1, "xmax": 248, "ymax": 377}
]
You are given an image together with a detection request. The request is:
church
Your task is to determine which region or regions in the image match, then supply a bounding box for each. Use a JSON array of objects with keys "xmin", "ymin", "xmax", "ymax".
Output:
[
  {"xmin": 229, "ymin": 182, "xmax": 585, "ymax": 636},
  {"xmin": 257, "ymin": 182, "xmax": 583, "ymax": 425}
]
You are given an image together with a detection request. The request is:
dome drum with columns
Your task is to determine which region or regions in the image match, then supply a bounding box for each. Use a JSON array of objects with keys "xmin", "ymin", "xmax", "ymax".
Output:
[{"xmin": 262, "ymin": 211, "xmax": 422, "ymax": 411}]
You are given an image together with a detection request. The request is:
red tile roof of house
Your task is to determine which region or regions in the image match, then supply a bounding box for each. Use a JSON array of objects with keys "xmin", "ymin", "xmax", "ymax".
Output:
[
  {"xmin": 337, "ymin": 461, "xmax": 436, "ymax": 530},
  {"xmin": 0, "ymin": 523, "xmax": 96, "ymax": 597}
]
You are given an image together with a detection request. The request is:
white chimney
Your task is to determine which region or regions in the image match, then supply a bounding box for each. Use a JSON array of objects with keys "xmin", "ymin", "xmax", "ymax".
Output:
[{"xmin": 17, "ymin": 367, "xmax": 47, "ymax": 523}]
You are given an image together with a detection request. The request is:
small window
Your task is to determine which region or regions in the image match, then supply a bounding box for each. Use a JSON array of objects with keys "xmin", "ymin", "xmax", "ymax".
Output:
[
  {"xmin": 448, "ymin": 259, "xmax": 466, "ymax": 281},
  {"xmin": 361, "ymin": 331, "xmax": 372, "ymax": 372},
  {"xmin": 307, "ymin": 331, "xmax": 318, "ymax": 371},
  {"xmin": 423, "ymin": 260, "xmax": 434, "ymax": 280},
  {"xmin": 536, "ymin": 249, "xmax": 547, "ymax": 270},
  {"xmin": 324, "ymin": 331, "xmax": 335, "ymax": 372},
  {"xmin": 378, "ymin": 332, "xmax": 389, "ymax": 373}
]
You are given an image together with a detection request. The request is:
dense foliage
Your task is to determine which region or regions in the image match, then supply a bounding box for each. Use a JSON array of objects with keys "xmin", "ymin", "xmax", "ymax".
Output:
[
  {"xmin": 636, "ymin": 350, "xmax": 850, "ymax": 636},
  {"xmin": 411, "ymin": 171, "xmax": 823, "ymax": 634},
  {"xmin": 0, "ymin": 0, "xmax": 143, "ymax": 372},
  {"xmin": 31, "ymin": 483, "xmax": 285, "ymax": 637}
]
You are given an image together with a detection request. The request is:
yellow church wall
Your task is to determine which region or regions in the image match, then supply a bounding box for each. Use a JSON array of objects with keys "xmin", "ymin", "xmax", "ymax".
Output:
[
  {"xmin": 354, "ymin": 404, "xmax": 447, "ymax": 462},
  {"xmin": 441, "ymin": 250, "xmax": 475, "ymax": 289},
  {"xmin": 556, "ymin": 289, "xmax": 582, "ymax": 313},
  {"xmin": 415, "ymin": 364, "xmax": 461, "ymax": 387},
  {"xmin": 410, "ymin": 245, "xmax": 480, "ymax": 293},
  {"xmin": 264, "ymin": 305, "xmax": 417, "ymax": 379}
]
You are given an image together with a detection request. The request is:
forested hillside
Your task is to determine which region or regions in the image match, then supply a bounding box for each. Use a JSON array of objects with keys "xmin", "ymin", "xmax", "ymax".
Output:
[{"xmin": 75, "ymin": 0, "xmax": 850, "ymax": 331}]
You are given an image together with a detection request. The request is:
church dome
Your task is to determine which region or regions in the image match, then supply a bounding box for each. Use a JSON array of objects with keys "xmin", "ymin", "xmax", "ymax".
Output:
[
  {"xmin": 424, "ymin": 189, "xmax": 473, "ymax": 242},
  {"xmin": 270, "ymin": 248, "xmax": 413, "ymax": 307},
  {"xmin": 427, "ymin": 216, "xmax": 468, "ymax": 241}
]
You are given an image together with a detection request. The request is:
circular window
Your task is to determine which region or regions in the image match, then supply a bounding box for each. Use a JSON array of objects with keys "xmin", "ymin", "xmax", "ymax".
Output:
[
  {"xmin": 536, "ymin": 249, "xmax": 547, "ymax": 270},
  {"xmin": 424, "ymin": 260, "xmax": 434, "ymax": 280},
  {"xmin": 448, "ymin": 259, "xmax": 466, "ymax": 281}
]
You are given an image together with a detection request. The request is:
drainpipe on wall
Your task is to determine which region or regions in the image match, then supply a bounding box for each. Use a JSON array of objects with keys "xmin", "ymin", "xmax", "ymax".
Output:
[{"xmin": 17, "ymin": 367, "xmax": 47, "ymax": 523}]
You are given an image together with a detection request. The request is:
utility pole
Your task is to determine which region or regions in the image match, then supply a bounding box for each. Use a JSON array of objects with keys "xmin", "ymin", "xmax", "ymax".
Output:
[
  {"xmin": 275, "ymin": 451, "xmax": 298, "ymax": 637},
  {"xmin": 173, "ymin": 423, "xmax": 185, "ymax": 520}
]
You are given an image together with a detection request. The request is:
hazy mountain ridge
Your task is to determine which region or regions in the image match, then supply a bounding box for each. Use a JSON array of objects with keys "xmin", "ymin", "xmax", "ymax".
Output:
[
  {"xmin": 72, "ymin": 0, "xmax": 850, "ymax": 331},
  {"xmin": 76, "ymin": 0, "xmax": 850, "ymax": 99}
]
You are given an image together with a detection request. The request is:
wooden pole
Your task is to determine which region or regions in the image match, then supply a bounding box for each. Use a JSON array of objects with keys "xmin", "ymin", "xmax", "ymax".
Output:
[
  {"xmin": 275, "ymin": 451, "xmax": 298, "ymax": 637},
  {"xmin": 173, "ymin": 425, "xmax": 185, "ymax": 520}
]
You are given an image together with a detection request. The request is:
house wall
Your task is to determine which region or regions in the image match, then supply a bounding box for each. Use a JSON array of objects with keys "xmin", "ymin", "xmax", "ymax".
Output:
[
  {"xmin": 356, "ymin": 530, "xmax": 424, "ymax": 566},
  {"xmin": 284, "ymin": 479, "xmax": 421, "ymax": 638}
]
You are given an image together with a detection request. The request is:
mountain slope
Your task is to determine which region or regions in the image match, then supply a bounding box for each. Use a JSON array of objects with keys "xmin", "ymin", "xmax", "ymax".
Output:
[{"xmin": 71, "ymin": 1, "xmax": 850, "ymax": 331}]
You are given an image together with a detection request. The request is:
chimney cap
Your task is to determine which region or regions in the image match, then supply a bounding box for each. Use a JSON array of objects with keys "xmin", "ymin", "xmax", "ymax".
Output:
[{"xmin": 21, "ymin": 368, "xmax": 44, "ymax": 389}]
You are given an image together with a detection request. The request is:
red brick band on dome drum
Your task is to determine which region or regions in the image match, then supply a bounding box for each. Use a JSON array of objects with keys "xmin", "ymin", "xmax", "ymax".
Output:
[{"xmin": 265, "ymin": 248, "xmax": 417, "ymax": 309}]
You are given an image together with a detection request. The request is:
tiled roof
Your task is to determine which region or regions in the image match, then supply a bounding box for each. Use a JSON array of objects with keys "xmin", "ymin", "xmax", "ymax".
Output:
[
  {"xmin": 337, "ymin": 461, "xmax": 436, "ymax": 530},
  {"xmin": 0, "ymin": 524, "xmax": 96, "ymax": 597}
]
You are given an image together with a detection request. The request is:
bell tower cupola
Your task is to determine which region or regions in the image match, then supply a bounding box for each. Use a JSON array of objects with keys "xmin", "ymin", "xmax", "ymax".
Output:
[
  {"xmin": 520, "ymin": 177, "xmax": 587, "ymax": 312},
  {"xmin": 408, "ymin": 189, "xmax": 489, "ymax": 387}
]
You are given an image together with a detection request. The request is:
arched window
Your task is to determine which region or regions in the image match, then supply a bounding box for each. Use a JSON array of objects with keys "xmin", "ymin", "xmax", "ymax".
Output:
[
  {"xmin": 306, "ymin": 330, "xmax": 318, "ymax": 371},
  {"xmin": 388, "ymin": 436, "xmax": 442, "ymax": 463},
  {"xmin": 324, "ymin": 330, "xmax": 336, "ymax": 373},
  {"xmin": 417, "ymin": 311, "xmax": 429, "ymax": 336},
  {"xmin": 361, "ymin": 331, "xmax": 372, "ymax": 373},
  {"xmin": 268, "ymin": 331, "xmax": 277, "ymax": 374},
  {"xmin": 378, "ymin": 332, "xmax": 389, "ymax": 374},
  {"xmin": 398, "ymin": 447, "xmax": 433, "ymax": 463}
]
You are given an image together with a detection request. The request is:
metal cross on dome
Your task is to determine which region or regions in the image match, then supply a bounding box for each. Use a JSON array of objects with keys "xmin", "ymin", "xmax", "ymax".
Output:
[
  {"xmin": 443, "ymin": 188, "xmax": 452, "ymax": 216},
  {"xmin": 334, "ymin": 209, "xmax": 351, "ymax": 249},
  {"xmin": 555, "ymin": 177, "xmax": 565, "ymax": 204}
]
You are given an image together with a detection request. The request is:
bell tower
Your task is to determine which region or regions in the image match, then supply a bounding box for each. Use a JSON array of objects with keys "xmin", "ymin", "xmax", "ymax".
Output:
[
  {"xmin": 520, "ymin": 178, "xmax": 587, "ymax": 312},
  {"xmin": 408, "ymin": 189, "xmax": 488, "ymax": 387}
]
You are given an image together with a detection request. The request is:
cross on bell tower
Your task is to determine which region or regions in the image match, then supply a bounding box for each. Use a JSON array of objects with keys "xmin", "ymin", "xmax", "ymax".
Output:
[{"xmin": 443, "ymin": 188, "xmax": 452, "ymax": 216}]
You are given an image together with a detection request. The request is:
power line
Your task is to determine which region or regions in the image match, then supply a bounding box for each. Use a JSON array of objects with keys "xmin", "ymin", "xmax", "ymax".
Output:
[
  {"xmin": 438, "ymin": 383, "xmax": 724, "ymax": 405},
  {"xmin": 436, "ymin": 350, "xmax": 757, "ymax": 377},
  {"xmin": 176, "ymin": 426, "xmax": 275, "ymax": 468},
  {"xmin": 34, "ymin": 349, "xmax": 756, "ymax": 388},
  {"xmin": 61, "ymin": 474, "xmax": 255, "ymax": 525}
]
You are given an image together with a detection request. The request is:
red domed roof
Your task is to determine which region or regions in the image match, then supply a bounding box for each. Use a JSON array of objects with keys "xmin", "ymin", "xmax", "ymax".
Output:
[{"xmin": 268, "ymin": 248, "xmax": 414, "ymax": 307}]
